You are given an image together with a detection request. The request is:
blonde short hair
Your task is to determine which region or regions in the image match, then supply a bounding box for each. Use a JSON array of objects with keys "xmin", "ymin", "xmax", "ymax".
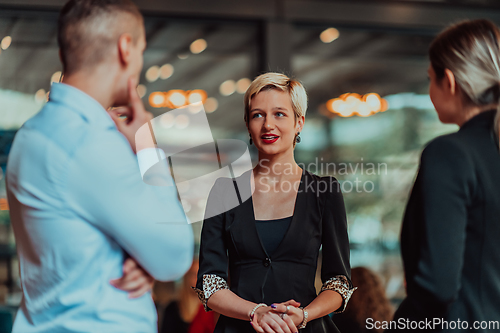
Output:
[
  {"xmin": 244, "ymin": 72, "xmax": 308, "ymax": 124},
  {"xmin": 430, "ymin": 19, "xmax": 500, "ymax": 138}
]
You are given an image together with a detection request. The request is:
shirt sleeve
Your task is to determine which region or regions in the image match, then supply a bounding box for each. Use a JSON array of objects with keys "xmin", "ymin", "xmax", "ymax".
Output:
[
  {"xmin": 392, "ymin": 137, "xmax": 473, "ymax": 323},
  {"xmin": 193, "ymin": 179, "xmax": 229, "ymax": 311},
  {"xmin": 66, "ymin": 129, "xmax": 194, "ymax": 282},
  {"xmin": 320, "ymin": 176, "xmax": 356, "ymax": 313}
]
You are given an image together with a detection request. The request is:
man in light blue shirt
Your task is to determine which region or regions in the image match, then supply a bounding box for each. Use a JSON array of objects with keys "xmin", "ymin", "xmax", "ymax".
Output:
[{"xmin": 6, "ymin": 1, "xmax": 193, "ymax": 332}]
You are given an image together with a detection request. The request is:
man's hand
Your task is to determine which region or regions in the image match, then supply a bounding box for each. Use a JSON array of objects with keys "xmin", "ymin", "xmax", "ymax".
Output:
[
  {"xmin": 108, "ymin": 78, "xmax": 154, "ymax": 153},
  {"xmin": 110, "ymin": 257, "xmax": 155, "ymax": 298}
]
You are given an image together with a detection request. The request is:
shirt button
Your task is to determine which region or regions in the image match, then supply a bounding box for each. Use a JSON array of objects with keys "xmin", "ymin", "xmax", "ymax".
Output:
[{"xmin": 263, "ymin": 257, "xmax": 271, "ymax": 267}]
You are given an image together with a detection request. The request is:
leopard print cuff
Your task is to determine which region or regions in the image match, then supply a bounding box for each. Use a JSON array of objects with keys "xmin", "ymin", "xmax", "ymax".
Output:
[
  {"xmin": 192, "ymin": 274, "xmax": 229, "ymax": 312},
  {"xmin": 320, "ymin": 275, "xmax": 357, "ymax": 313}
]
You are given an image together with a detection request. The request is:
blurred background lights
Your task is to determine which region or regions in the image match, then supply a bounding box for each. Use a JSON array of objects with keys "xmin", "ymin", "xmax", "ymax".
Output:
[
  {"xmin": 145, "ymin": 65, "xmax": 160, "ymax": 82},
  {"xmin": 168, "ymin": 90, "xmax": 187, "ymax": 108},
  {"xmin": 320, "ymin": 27, "xmax": 340, "ymax": 43},
  {"xmin": 188, "ymin": 102, "xmax": 204, "ymax": 114},
  {"xmin": 34, "ymin": 89, "xmax": 46, "ymax": 104},
  {"xmin": 160, "ymin": 112, "xmax": 175, "ymax": 128},
  {"xmin": 220, "ymin": 80, "xmax": 236, "ymax": 96},
  {"xmin": 326, "ymin": 92, "xmax": 388, "ymax": 117},
  {"xmin": 175, "ymin": 114, "xmax": 190, "ymax": 129},
  {"xmin": 236, "ymin": 78, "xmax": 251, "ymax": 94},
  {"xmin": 149, "ymin": 92, "xmax": 165, "ymax": 108},
  {"xmin": 188, "ymin": 89, "xmax": 207, "ymax": 104},
  {"xmin": 160, "ymin": 64, "xmax": 174, "ymax": 80},
  {"xmin": 204, "ymin": 97, "xmax": 218, "ymax": 113},
  {"xmin": 177, "ymin": 53, "xmax": 189, "ymax": 60},
  {"xmin": 1, "ymin": 36, "xmax": 11, "ymax": 50},
  {"xmin": 190, "ymin": 38, "xmax": 207, "ymax": 54},
  {"xmin": 0, "ymin": 198, "xmax": 8, "ymax": 211},
  {"xmin": 149, "ymin": 89, "xmax": 208, "ymax": 108},
  {"xmin": 136, "ymin": 84, "xmax": 147, "ymax": 98},
  {"xmin": 197, "ymin": 199, "xmax": 207, "ymax": 209},
  {"xmin": 50, "ymin": 71, "xmax": 62, "ymax": 84}
]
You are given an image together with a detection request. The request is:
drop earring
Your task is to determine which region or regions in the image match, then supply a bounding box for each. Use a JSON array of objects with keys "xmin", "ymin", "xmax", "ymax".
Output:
[{"xmin": 295, "ymin": 132, "xmax": 301, "ymax": 143}]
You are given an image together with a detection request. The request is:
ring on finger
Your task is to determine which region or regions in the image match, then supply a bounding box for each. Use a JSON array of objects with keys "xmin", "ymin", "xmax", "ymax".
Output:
[
  {"xmin": 285, "ymin": 306, "xmax": 290, "ymax": 314},
  {"xmin": 280, "ymin": 313, "xmax": 285, "ymax": 319}
]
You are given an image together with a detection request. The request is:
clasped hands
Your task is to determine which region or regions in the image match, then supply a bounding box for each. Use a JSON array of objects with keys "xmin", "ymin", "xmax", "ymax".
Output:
[{"xmin": 250, "ymin": 299, "xmax": 304, "ymax": 333}]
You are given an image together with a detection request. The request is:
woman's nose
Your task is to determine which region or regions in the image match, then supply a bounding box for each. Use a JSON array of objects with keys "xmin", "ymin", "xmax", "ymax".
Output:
[{"xmin": 264, "ymin": 117, "xmax": 275, "ymax": 130}]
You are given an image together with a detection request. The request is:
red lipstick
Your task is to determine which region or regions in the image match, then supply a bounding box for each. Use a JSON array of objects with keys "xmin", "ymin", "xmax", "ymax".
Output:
[{"xmin": 261, "ymin": 134, "xmax": 279, "ymax": 144}]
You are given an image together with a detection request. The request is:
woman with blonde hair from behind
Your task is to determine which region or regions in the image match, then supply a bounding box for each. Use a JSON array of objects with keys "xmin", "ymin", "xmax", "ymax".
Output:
[{"xmin": 389, "ymin": 19, "xmax": 500, "ymax": 332}]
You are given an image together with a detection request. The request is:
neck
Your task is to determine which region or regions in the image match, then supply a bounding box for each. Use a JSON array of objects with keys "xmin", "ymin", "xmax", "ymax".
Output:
[
  {"xmin": 255, "ymin": 148, "xmax": 301, "ymax": 178},
  {"xmin": 456, "ymin": 103, "xmax": 498, "ymax": 127},
  {"xmin": 61, "ymin": 64, "xmax": 119, "ymax": 110}
]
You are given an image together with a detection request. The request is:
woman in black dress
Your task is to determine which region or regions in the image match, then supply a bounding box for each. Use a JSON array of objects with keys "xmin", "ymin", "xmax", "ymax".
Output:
[
  {"xmin": 390, "ymin": 20, "xmax": 500, "ymax": 332},
  {"xmin": 194, "ymin": 73, "xmax": 356, "ymax": 333}
]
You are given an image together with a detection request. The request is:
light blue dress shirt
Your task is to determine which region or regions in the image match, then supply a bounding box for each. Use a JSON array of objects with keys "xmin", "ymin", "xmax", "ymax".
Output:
[{"xmin": 6, "ymin": 83, "xmax": 194, "ymax": 333}]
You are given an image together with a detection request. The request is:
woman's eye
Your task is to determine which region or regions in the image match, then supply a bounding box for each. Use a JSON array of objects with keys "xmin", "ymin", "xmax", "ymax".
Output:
[
  {"xmin": 276, "ymin": 112, "xmax": 285, "ymax": 117},
  {"xmin": 252, "ymin": 113, "xmax": 262, "ymax": 118}
]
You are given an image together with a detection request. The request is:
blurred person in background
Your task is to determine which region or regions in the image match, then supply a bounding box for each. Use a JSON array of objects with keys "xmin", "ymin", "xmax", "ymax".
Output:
[
  {"xmin": 5, "ymin": 0, "xmax": 193, "ymax": 332},
  {"xmin": 389, "ymin": 19, "xmax": 500, "ymax": 332},
  {"xmin": 194, "ymin": 73, "xmax": 356, "ymax": 333},
  {"xmin": 332, "ymin": 267, "xmax": 393, "ymax": 333},
  {"xmin": 160, "ymin": 258, "xmax": 217, "ymax": 333}
]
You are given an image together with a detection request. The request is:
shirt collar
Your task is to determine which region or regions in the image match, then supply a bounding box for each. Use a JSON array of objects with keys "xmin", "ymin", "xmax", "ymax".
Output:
[
  {"xmin": 49, "ymin": 83, "xmax": 116, "ymax": 129},
  {"xmin": 460, "ymin": 109, "xmax": 496, "ymax": 131}
]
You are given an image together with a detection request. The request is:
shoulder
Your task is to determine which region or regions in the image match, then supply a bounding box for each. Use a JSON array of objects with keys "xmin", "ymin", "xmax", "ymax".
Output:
[
  {"xmin": 212, "ymin": 169, "xmax": 253, "ymax": 197},
  {"xmin": 418, "ymin": 133, "xmax": 477, "ymax": 189},
  {"xmin": 421, "ymin": 133, "xmax": 473, "ymax": 170},
  {"xmin": 22, "ymin": 102, "xmax": 92, "ymax": 158},
  {"xmin": 305, "ymin": 171, "xmax": 341, "ymax": 190},
  {"xmin": 302, "ymin": 171, "xmax": 343, "ymax": 202},
  {"xmin": 205, "ymin": 171, "xmax": 251, "ymax": 215}
]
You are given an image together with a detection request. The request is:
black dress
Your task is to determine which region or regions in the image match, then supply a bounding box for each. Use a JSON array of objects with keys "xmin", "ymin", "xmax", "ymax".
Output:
[
  {"xmin": 390, "ymin": 110, "xmax": 500, "ymax": 332},
  {"xmin": 194, "ymin": 170, "xmax": 356, "ymax": 333}
]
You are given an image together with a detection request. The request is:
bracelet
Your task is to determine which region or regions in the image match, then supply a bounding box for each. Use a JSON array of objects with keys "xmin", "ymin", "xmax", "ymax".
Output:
[
  {"xmin": 249, "ymin": 303, "xmax": 267, "ymax": 321},
  {"xmin": 297, "ymin": 307, "xmax": 308, "ymax": 329}
]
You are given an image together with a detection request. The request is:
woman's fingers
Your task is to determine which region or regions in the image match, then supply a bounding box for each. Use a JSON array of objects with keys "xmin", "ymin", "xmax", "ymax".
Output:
[
  {"xmin": 270, "ymin": 303, "xmax": 288, "ymax": 313},
  {"xmin": 264, "ymin": 320, "xmax": 284, "ymax": 333},
  {"xmin": 283, "ymin": 299, "xmax": 301, "ymax": 307},
  {"xmin": 250, "ymin": 320, "xmax": 265, "ymax": 333},
  {"xmin": 282, "ymin": 313, "xmax": 298, "ymax": 333},
  {"xmin": 260, "ymin": 322, "xmax": 275, "ymax": 333},
  {"xmin": 270, "ymin": 313, "xmax": 291, "ymax": 333}
]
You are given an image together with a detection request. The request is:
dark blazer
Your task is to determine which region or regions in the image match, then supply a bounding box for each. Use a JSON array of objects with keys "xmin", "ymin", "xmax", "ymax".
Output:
[
  {"xmin": 195, "ymin": 170, "xmax": 355, "ymax": 333},
  {"xmin": 390, "ymin": 110, "xmax": 500, "ymax": 332}
]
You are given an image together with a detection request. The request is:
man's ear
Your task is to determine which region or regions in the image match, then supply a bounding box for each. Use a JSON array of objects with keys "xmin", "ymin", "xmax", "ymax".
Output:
[
  {"xmin": 117, "ymin": 33, "xmax": 133, "ymax": 67},
  {"xmin": 444, "ymin": 68, "xmax": 457, "ymax": 96}
]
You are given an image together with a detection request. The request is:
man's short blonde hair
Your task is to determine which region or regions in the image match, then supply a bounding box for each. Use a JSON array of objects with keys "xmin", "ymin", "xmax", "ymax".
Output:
[{"xmin": 244, "ymin": 73, "xmax": 308, "ymax": 124}]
